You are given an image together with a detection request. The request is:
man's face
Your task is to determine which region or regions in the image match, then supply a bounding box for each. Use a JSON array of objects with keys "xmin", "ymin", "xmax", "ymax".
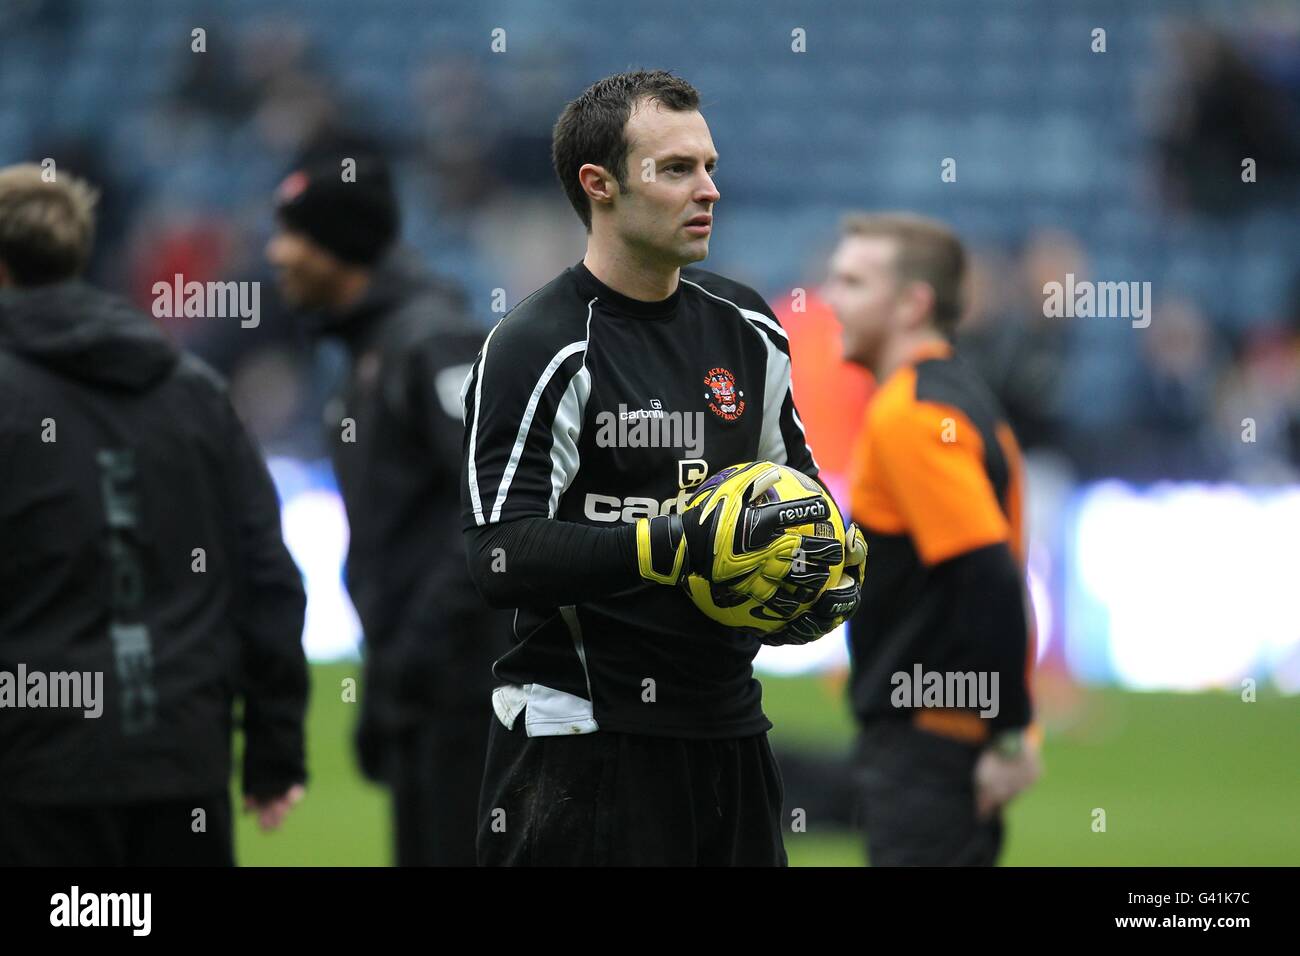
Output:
[
  {"xmin": 265, "ymin": 228, "xmax": 346, "ymax": 310},
  {"xmin": 606, "ymin": 99, "xmax": 720, "ymax": 268},
  {"xmin": 824, "ymin": 234, "xmax": 907, "ymax": 370}
]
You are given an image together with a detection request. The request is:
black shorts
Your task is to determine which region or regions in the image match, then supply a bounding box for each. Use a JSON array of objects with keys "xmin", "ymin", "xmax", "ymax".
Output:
[
  {"xmin": 477, "ymin": 710, "xmax": 787, "ymax": 866},
  {"xmin": 0, "ymin": 791, "xmax": 234, "ymax": 866},
  {"xmin": 852, "ymin": 719, "xmax": 1003, "ymax": 866}
]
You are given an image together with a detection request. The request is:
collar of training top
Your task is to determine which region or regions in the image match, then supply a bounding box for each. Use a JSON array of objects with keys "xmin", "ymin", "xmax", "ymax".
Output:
[
  {"xmin": 905, "ymin": 338, "xmax": 954, "ymax": 366},
  {"xmin": 571, "ymin": 260, "xmax": 682, "ymax": 320},
  {"xmin": 315, "ymin": 247, "xmax": 427, "ymax": 349}
]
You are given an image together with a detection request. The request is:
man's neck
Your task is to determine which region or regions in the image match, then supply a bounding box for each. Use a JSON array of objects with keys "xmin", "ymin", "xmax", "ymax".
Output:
[
  {"xmin": 329, "ymin": 269, "xmax": 372, "ymax": 314},
  {"xmin": 875, "ymin": 329, "xmax": 949, "ymax": 381},
  {"xmin": 583, "ymin": 238, "xmax": 679, "ymax": 302}
]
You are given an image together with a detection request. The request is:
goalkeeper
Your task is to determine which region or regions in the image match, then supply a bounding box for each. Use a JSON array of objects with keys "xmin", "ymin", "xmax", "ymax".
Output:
[{"xmin": 461, "ymin": 70, "xmax": 864, "ymax": 866}]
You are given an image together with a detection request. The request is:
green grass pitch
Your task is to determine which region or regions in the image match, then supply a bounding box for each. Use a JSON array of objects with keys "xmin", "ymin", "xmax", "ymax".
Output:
[{"xmin": 233, "ymin": 662, "xmax": 1300, "ymax": 866}]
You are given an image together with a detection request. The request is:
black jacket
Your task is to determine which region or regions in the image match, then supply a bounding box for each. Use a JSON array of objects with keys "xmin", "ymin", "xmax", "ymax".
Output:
[
  {"xmin": 320, "ymin": 250, "xmax": 509, "ymax": 732},
  {"xmin": 0, "ymin": 280, "xmax": 307, "ymax": 803}
]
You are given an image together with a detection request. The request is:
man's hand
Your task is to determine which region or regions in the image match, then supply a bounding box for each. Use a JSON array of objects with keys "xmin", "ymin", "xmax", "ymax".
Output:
[
  {"xmin": 974, "ymin": 733, "xmax": 1042, "ymax": 819},
  {"xmin": 244, "ymin": 784, "xmax": 306, "ymax": 832},
  {"xmin": 761, "ymin": 523, "xmax": 868, "ymax": 646},
  {"xmin": 636, "ymin": 463, "xmax": 826, "ymax": 599},
  {"xmin": 747, "ymin": 531, "xmax": 842, "ymax": 617}
]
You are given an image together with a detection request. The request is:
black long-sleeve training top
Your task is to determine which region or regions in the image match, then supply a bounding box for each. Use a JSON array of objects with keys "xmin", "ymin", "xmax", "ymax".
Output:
[{"xmin": 461, "ymin": 260, "xmax": 818, "ymax": 739}]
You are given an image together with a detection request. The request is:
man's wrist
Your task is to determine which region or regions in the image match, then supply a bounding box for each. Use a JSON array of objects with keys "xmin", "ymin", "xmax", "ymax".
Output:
[
  {"xmin": 635, "ymin": 514, "xmax": 686, "ymax": 585},
  {"xmin": 990, "ymin": 728, "xmax": 1027, "ymax": 758}
]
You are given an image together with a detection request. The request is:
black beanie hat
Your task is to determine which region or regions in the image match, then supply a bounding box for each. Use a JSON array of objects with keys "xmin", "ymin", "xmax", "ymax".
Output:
[{"xmin": 274, "ymin": 154, "xmax": 399, "ymax": 266}]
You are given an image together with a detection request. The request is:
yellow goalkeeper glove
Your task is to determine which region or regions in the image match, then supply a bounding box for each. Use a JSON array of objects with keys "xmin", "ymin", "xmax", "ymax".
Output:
[
  {"xmin": 634, "ymin": 462, "xmax": 827, "ymax": 599},
  {"xmin": 760, "ymin": 523, "xmax": 868, "ymax": 646}
]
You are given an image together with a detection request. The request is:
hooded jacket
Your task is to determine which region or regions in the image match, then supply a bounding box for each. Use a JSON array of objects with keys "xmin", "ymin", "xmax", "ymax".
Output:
[
  {"xmin": 316, "ymin": 249, "xmax": 509, "ymax": 741},
  {"xmin": 0, "ymin": 280, "xmax": 307, "ymax": 803}
]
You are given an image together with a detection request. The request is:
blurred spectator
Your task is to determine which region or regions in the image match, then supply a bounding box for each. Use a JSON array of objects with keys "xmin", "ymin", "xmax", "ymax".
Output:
[
  {"xmin": 0, "ymin": 0, "xmax": 81, "ymax": 45},
  {"xmin": 1129, "ymin": 296, "xmax": 1227, "ymax": 481},
  {"xmin": 1154, "ymin": 22, "xmax": 1300, "ymax": 217},
  {"xmin": 411, "ymin": 55, "xmax": 505, "ymax": 216},
  {"xmin": 1215, "ymin": 282, "xmax": 1300, "ymax": 482},
  {"xmin": 958, "ymin": 230, "xmax": 1078, "ymax": 454},
  {"xmin": 169, "ymin": 22, "xmax": 258, "ymax": 125}
]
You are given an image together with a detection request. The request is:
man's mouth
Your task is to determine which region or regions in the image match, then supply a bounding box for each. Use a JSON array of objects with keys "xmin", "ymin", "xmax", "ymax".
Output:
[{"xmin": 685, "ymin": 214, "xmax": 712, "ymax": 235}]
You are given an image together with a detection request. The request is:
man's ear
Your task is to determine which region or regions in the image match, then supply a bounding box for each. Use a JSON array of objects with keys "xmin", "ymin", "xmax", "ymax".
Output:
[
  {"xmin": 578, "ymin": 163, "xmax": 617, "ymax": 210},
  {"xmin": 903, "ymin": 280, "xmax": 937, "ymax": 331},
  {"xmin": 0, "ymin": 259, "xmax": 13, "ymax": 289}
]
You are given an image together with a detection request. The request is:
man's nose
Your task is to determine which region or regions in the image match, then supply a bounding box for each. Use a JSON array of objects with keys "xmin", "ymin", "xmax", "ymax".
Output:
[{"xmin": 697, "ymin": 172, "xmax": 720, "ymax": 204}]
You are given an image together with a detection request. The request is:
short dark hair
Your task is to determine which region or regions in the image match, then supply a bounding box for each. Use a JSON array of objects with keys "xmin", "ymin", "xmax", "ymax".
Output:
[
  {"xmin": 840, "ymin": 212, "xmax": 968, "ymax": 336},
  {"xmin": 552, "ymin": 70, "xmax": 701, "ymax": 230}
]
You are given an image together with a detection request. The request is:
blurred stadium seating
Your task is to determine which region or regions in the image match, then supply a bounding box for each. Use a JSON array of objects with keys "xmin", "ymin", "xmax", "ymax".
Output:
[{"xmin": 3, "ymin": 0, "xmax": 1295, "ymax": 319}]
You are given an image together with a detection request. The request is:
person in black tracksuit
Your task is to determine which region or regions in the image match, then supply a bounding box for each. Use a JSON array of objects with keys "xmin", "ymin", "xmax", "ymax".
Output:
[
  {"xmin": 0, "ymin": 164, "xmax": 308, "ymax": 866},
  {"xmin": 461, "ymin": 72, "xmax": 864, "ymax": 867},
  {"xmin": 268, "ymin": 152, "xmax": 510, "ymax": 866}
]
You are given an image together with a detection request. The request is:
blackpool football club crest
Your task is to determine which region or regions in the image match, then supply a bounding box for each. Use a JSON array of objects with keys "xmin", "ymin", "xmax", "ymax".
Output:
[{"xmin": 703, "ymin": 366, "xmax": 745, "ymax": 422}]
